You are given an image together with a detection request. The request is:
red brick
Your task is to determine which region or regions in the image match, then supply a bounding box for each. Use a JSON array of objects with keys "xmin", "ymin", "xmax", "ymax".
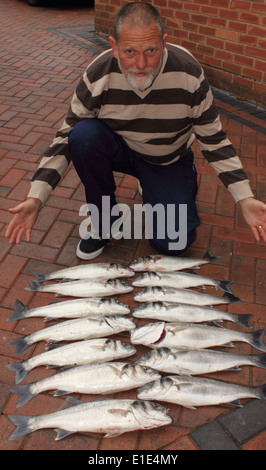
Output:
[{"xmin": 0, "ymin": 254, "xmax": 28, "ymax": 289}]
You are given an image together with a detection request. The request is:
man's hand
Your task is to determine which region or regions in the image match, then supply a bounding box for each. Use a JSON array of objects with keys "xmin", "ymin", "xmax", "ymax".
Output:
[
  {"xmin": 5, "ymin": 198, "xmax": 42, "ymax": 245},
  {"xmin": 239, "ymin": 197, "xmax": 266, "ymax": 243}
]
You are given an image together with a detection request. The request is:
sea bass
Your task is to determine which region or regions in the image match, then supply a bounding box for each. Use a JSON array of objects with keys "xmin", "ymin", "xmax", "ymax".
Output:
[
  {"xmin": 130, "ymin": 322, "xmax": 266, "ymax": 352},
  {"xmin": 6, "ymin": 338, "xmax": 136, "ymax": 384},
  {"xmin": 25, "ymin": 278, "xmax": 133, "ymax": 298},
  {"xmin": 7, "ymin": 396, "xmax": 172, "ymax": 440},
  {"xmin": 132, "ymin": 301, "xmax": 252, "ymax": 328},
  {"xmin": 137, "ymin": 347, "xmax": 266, "ymax": 376},
  {"xmin": 134, "ymin": 286, "xmax": 241, "ymax": 306},
  {"xmin": 8, "ymin": 298, "xmax": 130, "ymax": 322},
  {"xmin": 137, "ymin": 375, "xmax": 266, "ymax": 409},
  {"xmin": 132, "ymin": 271, "xmax": 232, "ymax": 293},
  {"xmin": 129, "ymin": 250, "xmax": 219, "ymax": 272},
  {"xmin": 9, "ymin": 316, "xmax": 136, "ymax": 355},
  {"xmin": 10, "ymin": 362, "xmax": 161, "ymax": 408},
  {"xmin": 34, "ymin": 262, "xmax": 135, "ymax": 282}
]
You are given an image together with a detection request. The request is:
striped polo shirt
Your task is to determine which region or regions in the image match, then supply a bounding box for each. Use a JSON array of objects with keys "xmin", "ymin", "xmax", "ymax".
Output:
[{"xmin": 28, "ymin": 43, "xmax": 253, "ymax": 204}]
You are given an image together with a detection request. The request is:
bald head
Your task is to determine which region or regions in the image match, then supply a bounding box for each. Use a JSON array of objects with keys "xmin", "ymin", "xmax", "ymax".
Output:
[{"xmin": 113, "ymin": 2, "xmax": 164, "ymax": 41}]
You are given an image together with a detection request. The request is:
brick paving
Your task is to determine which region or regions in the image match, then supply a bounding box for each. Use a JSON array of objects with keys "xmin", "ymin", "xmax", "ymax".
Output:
[{"xmin": 0, "ymin": 0, "xmax": 266, "ymax": 453}]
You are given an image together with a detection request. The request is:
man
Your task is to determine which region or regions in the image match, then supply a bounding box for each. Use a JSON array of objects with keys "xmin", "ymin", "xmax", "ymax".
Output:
[{"xmin": 5, "ymin": 2, "xmax": 266, "ymax": 259}]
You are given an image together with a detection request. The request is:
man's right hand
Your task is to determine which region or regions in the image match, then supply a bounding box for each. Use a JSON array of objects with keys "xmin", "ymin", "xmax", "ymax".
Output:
[{"xmin": 5, "ymin": 198, "xmax": 42, "ymax": 245}]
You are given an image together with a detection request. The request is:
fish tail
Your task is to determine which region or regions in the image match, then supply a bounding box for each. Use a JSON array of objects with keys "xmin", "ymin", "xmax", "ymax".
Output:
[
  {"xmin": 217, "ymin": 280, "xmax": 233, "ymax": 294},
  {"xmin": 204, "ymin": 250, "xmax": 220, "ymax": 262},
  {"xmin": 253, "ymin": 353, "xmax": 266, "ymax": 370},
  {"xmin": 33, "ymin": 272, "xmax": 47, "ymax": 283},
  {"xmin": 10, "ymin": 384, "xmax": 36, "ymax": 408},
  {"xmin": 25, "ymin": 280, "xmax": 41, "ymax": 292},
  {"xmin": 8, "ymin": 336, "xmax": 30, "ymax": 355},
  {"xmin": 235, "ymin": 313, "xmax": 253, "ymax": 329},
  {"xmin": 7, "ymin": 414, "xmax": 33, "ymax": 440},
  {"xmin": 255, "ymin": 384, "xmax": 266, "ymax": 400},
  {"xmin": 248, "ymin": 329, "xmax": 266, "ymax": 352},
  {"xmin": 7, "ymin": 300, "xmax": 28, "ymax": 322},
  {"xmin": 222, "ymin": 293, "xmax": 242, "ymax": 303},
  {"xmin": 5, "ymin": 362, "xmax": 29, "ymax": 384}
]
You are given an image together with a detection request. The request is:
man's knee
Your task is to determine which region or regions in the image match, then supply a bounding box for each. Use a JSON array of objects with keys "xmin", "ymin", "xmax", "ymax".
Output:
[{"xmin": 149, "ymin": 228, "xmax": 197, "ymax": 255}]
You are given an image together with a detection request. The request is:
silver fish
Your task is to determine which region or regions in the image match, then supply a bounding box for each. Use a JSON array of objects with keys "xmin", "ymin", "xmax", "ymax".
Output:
[
  {"xmin": 129, "ymin": 250, "xmax": 219, "ymax": 272},
  {"xmin": 10, "ymin": 362, "xmax": 161, "ymax": 408},
  {"xmin": 137, "ymin": 347, "xmax": 266, "ymax": 376},
  {"xmin": 9, "ymin": 316, "xmax": 136, "ymax": 355},
  {"xmin": 132, "ymin": 271, "xmax": 233, "ymax": 293},
  {"xmin": 26, "ymin": 278, "xmax": 133, "ymax": 298},
  {"xmin": 134, "ymin": 286, "xmax": 241, "ymax": 306},
  {"xmin": 8, "ymin": 298, "xmax": 130, "ymax": 322},
  {"xmin": 132, "ymin": 301, "xmax": 252, "ymax": 328},
  {"xmin": 7, "ymin": 396, "xmax": 172, "ymax": 440},
  {"xmin": 137, "ymin": 375, "xmax": 266, "ymax": 409},
  {"xmin": 6, "ymin": 338, "xmax": 136, "ymax": 384},
  {"xmin": 34, "ymin": 262, "xmax": 135, "ymax": 282},
  {"xmin": 130, "ymin": 321, "xmax": 266, "ymax": 351}
]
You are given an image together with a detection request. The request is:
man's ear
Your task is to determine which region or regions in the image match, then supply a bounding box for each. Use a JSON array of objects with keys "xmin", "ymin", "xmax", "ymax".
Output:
[{"xmin": 109, "ymin": 36, "xmax": 118, "ymax": 59}]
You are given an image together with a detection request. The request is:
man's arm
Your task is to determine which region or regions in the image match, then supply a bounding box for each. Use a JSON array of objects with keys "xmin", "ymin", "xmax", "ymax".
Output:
[{"xmin": 239, "ymin": 197, "xmax": 266, "ymax": 243}]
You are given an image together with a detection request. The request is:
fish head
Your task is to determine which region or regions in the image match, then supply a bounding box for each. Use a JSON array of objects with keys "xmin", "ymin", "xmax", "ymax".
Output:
[
  {"xmin": 130, "ymin": 322, "xmax": 165, "ymax": 346},
  {"xmin": 132, "ymin": 272, "xmax": 160, "ymax": 287},
  {"xmin": 104, "ymin": 339, "xmax": 136, "ymax": 356},
  {"xmin": 109, "ymin": 263, "xmax": 135, "ymax": 277},
  {"xmin": 137, "ymin": 347, "xmax": 170, "ymax": 367},
  {"xmin": 131, "ymin": 400, "xmax": 172, "ymax": 429},
  {"xmin": 121, "ymin": 363, "xmax": 161, "ymax": 383},
  {"xmin": 134, "ymin": 286, "xmax": 164, "ymax": 302},
  {"xmin": 106, "ymin": 279, "xmax": 133, "ymax": 293},
  {"xmin": 132, "ymin": 301, "xmax": 165, "ymax": 318},
  {"xmin": 129, "ymin": 255, "xmax": 162, "ymax": 271},
  {"xmin": 137, "ymin": 377, "xmax": 174, "ymax": 400},
  {"xmin": 101, "ymin": 298, "xmax": 130, "ymax": 314}
]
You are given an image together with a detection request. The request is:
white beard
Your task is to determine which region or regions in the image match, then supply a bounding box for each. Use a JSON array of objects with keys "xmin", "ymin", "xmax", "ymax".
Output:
[{"xmin": 117, "ymin": 55, "xmax": 163, "ymax": 91}]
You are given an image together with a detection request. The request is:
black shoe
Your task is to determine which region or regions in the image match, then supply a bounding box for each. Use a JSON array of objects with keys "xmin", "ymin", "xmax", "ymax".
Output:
[{"xmin": 76, "ymin": 232, "xmax": 107, "ymax": 260}]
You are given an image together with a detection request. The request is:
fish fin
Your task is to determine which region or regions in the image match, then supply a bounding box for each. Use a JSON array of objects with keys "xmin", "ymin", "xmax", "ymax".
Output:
[
  {"xmin": 25, "ymin": 280, "xmax": 40, "ymax": 292},
  {"xmin": 7, "ymin": 299, "xmax": 27, "ymax": 322},
  {"xmin": 9, "ymin": 383, "xmax": 36, "ymax": 408},
  {"xmin": 104, "ymin": 432, "xmax": 123, "ymax": 438},
  {"xmin": 55, "ymin": 428, "xmax": 74, "ymax": 440},
  {"xmin": 204, "ymin": 250, "xmax": 220, "ymax": 262},
  {"xmin": 248, "ymin": 329, "xmax": 266, "ymax": 352},
  {"xmin": 5, "ymin": 362, "xmax": 28, "ymax": 384},
  {"xmin": 33, "ymin": 272, "xmax": 47, "ymax": 283},
  {"xmin": 53, "ymin": 390, "xmax": 70, "ymax": 397},
  {"xmin": 7, "ymin": 414, "xmax": 32, "ymax": 440},
  {"xmin": 253, "ymin": 353, "xmax": 266, "ymax": 370},
  {"xmin": 255, "ymin": 384, "xmax": 266, "ymax": 399},
  {"xmin": 229, "ymin": 400, "xmax": 243, "ymax": 407},
  {"xmin": 184, "ymin": 405, "xmax": 197, "ymax": 410},
  {"xmin": 58, "ymin": 396, "xmax": 84, "ymax": 411}
]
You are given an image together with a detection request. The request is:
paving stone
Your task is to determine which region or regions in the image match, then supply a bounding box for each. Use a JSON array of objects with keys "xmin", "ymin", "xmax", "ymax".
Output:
[{"xmin": 190, "ymin": 420, "xmax": 240, "ymax": 450}]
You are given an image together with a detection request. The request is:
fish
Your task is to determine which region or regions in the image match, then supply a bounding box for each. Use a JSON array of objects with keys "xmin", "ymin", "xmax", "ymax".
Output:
[
  {"xmin": 6, "ymin": 338, "xmax": 136, "ymax": 384},
  {"xmin": 134, "ymin": 286, "xmax": 241, "ymax": 306},
  {"xmin": 130, "ymin": 321, "xmax": 266, "ymax": 352},
  {"xmin": 10, "ymin": 362, "xmax": 161, "ymax": 408},
  {"xmin": 25, "ymin": 278, "xmax": 133, "ymax": 298},
  {"xmin": 137, "ymin": 375, "xmax": 266, "ymax": 409},
  {"xmin": 132, "ymin": 271, "xmax": 233, "ymax": 293},
  {"xmin": 7, "ymin": 396, "xmax": 172, "ymax": 440},
  {"xmin": 33, "ymin": 262, "xmax": 135, "ymax": 282},
  {"xmin": 129, "ymin": 250, "xmax": 219, "ymax": 272},
  {"xmin": 8, "ymin": 316, "xmax": 136, "ymax": 355},
  {"xmin": 132, "ymin": 301, "xmax": 252, "ymax": 328},
  {"xmin": 7, "ymin": 298, "xmax": 130, "ymax": 322},
  {"xmin": 137, "ymin": 347, "xmax": 266, "ymax": 376}
]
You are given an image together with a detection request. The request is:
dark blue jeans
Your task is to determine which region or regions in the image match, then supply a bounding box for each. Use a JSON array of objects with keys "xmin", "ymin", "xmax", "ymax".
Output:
[{"xmin": 68, "ymin": 118, "xmax": 200, "ymax": 255}]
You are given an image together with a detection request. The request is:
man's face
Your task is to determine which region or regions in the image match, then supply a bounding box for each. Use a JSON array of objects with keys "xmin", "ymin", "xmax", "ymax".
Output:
[{"xmin": 109, "ymin": 21, "xmax": 167, "ymax": 91}]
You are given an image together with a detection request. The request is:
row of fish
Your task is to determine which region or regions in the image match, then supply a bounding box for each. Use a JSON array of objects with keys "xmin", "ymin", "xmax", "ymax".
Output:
[{"xmin": 6, "ymin": 253, "xmax": 266, "ymax": 441}]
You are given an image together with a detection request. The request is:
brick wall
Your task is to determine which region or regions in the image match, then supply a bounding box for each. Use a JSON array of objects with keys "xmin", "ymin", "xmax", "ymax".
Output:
[{"xmin": 94, "ymin": 0, "xmax": 266, "ymax": 107}]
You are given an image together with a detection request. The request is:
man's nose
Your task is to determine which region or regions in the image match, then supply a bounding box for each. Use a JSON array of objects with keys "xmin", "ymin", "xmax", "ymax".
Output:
[{"xmin": 135, "ymin": 53, "xmax": 147, "ymax": 70}]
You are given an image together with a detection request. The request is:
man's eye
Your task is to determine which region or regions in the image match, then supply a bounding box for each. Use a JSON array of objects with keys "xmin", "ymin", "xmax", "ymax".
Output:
[{"xmin": 127, "ymin": 49, "xmax": 134, "ymax": 55}]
